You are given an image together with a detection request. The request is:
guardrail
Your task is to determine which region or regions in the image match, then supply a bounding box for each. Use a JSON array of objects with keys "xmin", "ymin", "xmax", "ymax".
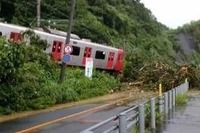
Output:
[{"xmin": 80, "ymin": 81, "xmax": 189, "ymax": 133}]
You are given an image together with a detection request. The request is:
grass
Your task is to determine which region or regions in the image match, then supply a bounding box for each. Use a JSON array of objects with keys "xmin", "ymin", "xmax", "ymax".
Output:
[{"xmin": 176, "ymin": 93, "xmax": 188, "ymax": 106}]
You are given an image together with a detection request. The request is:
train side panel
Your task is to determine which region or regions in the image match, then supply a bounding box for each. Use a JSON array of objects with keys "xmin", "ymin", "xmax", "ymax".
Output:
[
  {"xmin": 0, "ymin": 22, "xmax": 124, "ymax": 72},
  {"xmin": 0, "ymin": 23, "xmax": 27, "ymax": 40}
]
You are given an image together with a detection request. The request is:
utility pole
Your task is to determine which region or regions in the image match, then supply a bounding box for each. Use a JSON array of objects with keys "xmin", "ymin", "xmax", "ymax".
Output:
[
  {"xmin": 37, "ymin": 0, "xmax": 41, "ymax": 27},
  {"xmin": 59, "ymin": 0, "xmax": 76, "ymax": 83}
]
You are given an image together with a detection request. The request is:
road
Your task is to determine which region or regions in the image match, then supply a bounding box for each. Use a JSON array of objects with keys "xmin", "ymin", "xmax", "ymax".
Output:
[
  {"xmin": 0, "ymin": 101, "xmax": 125, "ymax": 133},
  {"xmin": 1, "ymin": 104, "xmax": 106, "ymax": 133},
  {"xmin": 157, "ymin": 93, "xmax": 200, "ymax": 133},
  {"xmin": 0, "ymin": 89, "xmax": 156, "ymax": 133}
]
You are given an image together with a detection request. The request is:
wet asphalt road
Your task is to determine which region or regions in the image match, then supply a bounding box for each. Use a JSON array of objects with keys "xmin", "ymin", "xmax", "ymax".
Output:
[
  {"xmin": 156, "ymin": 95, "xmax": 200, "ymax": 133},
  {"xmin": 0, "ymin": 103, "xmax": 128, "ymax": 133},
  {"xmin": 37, "ymin": 105, "xmax": 127, "ymax": 133},
  {"xmin": 0, "ymin": 104, "xmax": 99, "ymax": 133},
  {"xmin": 1, "ymin": 94, "xmax": 200, "ymax": 133}
]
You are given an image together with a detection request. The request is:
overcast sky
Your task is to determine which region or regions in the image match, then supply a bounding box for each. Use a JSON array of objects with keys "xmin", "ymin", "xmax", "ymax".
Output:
[{"xmin": 140, "ymin": 0, "xmax": 200, "ymax": 29}]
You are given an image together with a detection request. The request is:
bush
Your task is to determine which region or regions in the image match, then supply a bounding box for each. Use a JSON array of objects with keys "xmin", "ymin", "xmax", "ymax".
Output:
[
  {"xmin": 0, "ymin": 36, "xmax": 120, "ymax": 114},
  {"xmin": 176, "ymin": 94, "xmax": 188, "ymax": 106}
]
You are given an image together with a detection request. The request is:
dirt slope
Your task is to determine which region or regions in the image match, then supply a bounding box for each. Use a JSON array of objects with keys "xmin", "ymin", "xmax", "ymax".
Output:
[{"xmin": 175, "ymin": 33, "xmax": 197, "ymax": 63}]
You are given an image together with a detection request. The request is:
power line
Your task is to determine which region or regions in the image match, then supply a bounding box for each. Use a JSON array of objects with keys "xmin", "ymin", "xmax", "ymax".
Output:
[
  {"xmin": 41, "ymin": 1, "xmax": 69, "ymax": 18},
  {"xmin": 1, "ymin": 0, "xmax": 69, "ymax": 19}
]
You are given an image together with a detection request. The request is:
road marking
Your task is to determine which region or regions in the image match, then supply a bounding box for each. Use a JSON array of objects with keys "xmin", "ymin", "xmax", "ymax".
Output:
[{"xmin": 15, "ymin": 97, "xmax": 130, "ymax": 133}]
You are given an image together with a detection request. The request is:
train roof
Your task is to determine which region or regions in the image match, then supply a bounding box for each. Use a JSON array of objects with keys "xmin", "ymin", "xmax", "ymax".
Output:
[
  {"xmin": 35, "ymin": 27, "xmax": 81, "ymax": 40},
  {"xmin": 0, "ymin": 22, "xmax": 80, "ymax": 39},
  {"xmin": 0, "ymin": 22, "xmax": 27, "ymax": 32},
  {"xmin": 72, "ymin": 38, "xmax": 119, "ymax": 51},
  {"xmin": 0, "ymin": 22, "xmax": 120, "ymax": 51}
]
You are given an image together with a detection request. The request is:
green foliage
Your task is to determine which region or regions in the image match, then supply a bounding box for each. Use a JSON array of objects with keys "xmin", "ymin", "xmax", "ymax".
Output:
[
  {"xmin": 131, "ymin": 103, "xmax": 164, "ymax": 133},
  {"xmin": 2, "ymin": 0, "xmax": 196, "ymax": 114},
  {"xmin": 21, "ymin": 30, "xmax": 49, "ymax": 50},
  {"xmin": 1, "ymin": 0, "xmax": 169, "ymax": 50},
  {"xmin": 0, "ymin": 38, "xmax": 26, "ymax": 84},
  {"xmin": 0, "ymin": 36, "xmax": 120, "ymax": 115},
  {"xmin": 176, "ymin": 94, "xmax": 188, "ymax": 106},
  {"xmin": 123, "ymin": 50, "xmax": 146, "ymax": 80},
  {"xmin": 1, "ymin": 0, "xmax": 178, "ymax": 89},
  {"xmin": 145, "ymin": 103, "xmax": 163, "ymax": 128}
]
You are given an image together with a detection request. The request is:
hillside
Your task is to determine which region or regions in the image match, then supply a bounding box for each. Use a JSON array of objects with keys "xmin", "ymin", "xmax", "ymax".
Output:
[
  {"xmin": 2, "ymin": 0, "xmax": 200, "ymax": 84},
  {"xmin": 174, "ymin": 33, "xmax": 197, "ymax": 63},
  {"xmin": 175, "ymin": 20, "xmax": 200, "ymax": 64},
  {"xmin": 0, "ymin": 0, "xmax": 177, "ymax": 78},
  {"xmin": 2, "ymin": 0, "xmax": 200, "ymax": 115},
  {"xmin": 1, "ymin": 1, "xmax": 172, "ymax": 52}
]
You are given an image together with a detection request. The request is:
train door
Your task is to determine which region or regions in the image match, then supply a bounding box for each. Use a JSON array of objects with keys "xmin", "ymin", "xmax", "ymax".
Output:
[
  {"xmin": 82, "ymin": 47, "xmax": 92, "ymax": 65},
  {"xmin": 51, "ymin": 40, "xmax": 63, "ymax": 61},
  {"xmin": 114, "ymin": 49, "xmax": 124, "ymax": 72},
  {"xmin": 10, "ymin": 32, "xmax": 21, "ymax": 42},
  {"xmin": 106, "ymin": 52, "xmax": 115, "ymax": 69}
]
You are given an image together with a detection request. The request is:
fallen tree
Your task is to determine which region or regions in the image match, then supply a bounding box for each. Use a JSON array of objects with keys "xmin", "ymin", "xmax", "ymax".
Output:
[{"xmin": 124, "ymin": 60, "xmax": 200, "ymax": 91}]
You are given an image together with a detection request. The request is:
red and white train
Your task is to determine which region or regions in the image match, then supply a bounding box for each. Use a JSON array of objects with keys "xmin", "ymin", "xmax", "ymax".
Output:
[{"xmin": 0, "ymin": 22, "xmax": 124, "ymax": 73}]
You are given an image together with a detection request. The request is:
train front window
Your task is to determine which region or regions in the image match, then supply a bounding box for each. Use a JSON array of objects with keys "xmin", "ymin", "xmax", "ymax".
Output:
[
  {"xmin": 71, "ymin": 46, "xmax": 80, "ymax": 56},
  {"xmin": 52, "ymin": 42, "xmax": 56, "ymax": 52},
  {"xmin": 57, "ymin": 43, "xmax": 62, "ymax": 53},
  {"xmin": 95, "ymin": 50, "xmax": 106, "ymax": 60}
]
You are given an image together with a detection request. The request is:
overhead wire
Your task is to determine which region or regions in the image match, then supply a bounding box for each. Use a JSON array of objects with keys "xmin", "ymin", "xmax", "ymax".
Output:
[{"xmin": 1, "ymin": 0, "xmax": 69, "ymax": 19}]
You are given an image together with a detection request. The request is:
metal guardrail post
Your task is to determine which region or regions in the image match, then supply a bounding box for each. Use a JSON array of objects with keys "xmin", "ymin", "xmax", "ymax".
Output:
[
  {"xmin": 164, "ymin": 92, "xmax": 168, "ymax": 114},
  {"xmin": 175, "ymin": 87, "xmax": 177, "ymax": 96},
  {"xmin": 174, "ymin": 87, "xmax": 178, "ymax": 96},
  {"xmin": 139, "ymin": 104, "xmax": 145, "ymax": 133},
  {"xmin": 119, "ymin": 112, "xmax": 127, "ymax": 133},
  {"xmin": 168, "ymin": 90, "xmax": 172, "ymax": 109},
  {"xmin": 185, "ymin": 82, "xmax": 189, "ymax": 92},
  {"xmin": 158, "ymin": 96, "xmax": 163, "ymax": 113},
  {"xmin": 185, "ymin": 83, "xmax": 187, "ymax": 92},
  {"xmin": 187, "ymin": 82, "xmax": 189, "ymax": 91},
  {"xmin": 150, "ymin": 98, "xmax": 156, "ymax": 129},
  {"xmin": 172, "ymin": 89, "xmax": 175, "ymax": 106}
]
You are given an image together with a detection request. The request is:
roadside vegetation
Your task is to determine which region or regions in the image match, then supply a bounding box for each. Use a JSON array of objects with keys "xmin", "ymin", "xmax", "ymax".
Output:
[
  {"xmin": 1, "ymin": 0, "xmax": 200, "ymax": 115},
  {"xmin": 0, "ymin": 36, "xmax": 119, "ymax": 115},
  {"xmin": 176, "ymin": 94, "xmax": 188, "ymax": 106}
]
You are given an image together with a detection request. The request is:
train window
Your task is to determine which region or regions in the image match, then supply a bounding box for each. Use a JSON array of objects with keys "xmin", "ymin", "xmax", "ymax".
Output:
[
  {"xmin": 52, "ymin": 42, "xmax": 56, "ymax": 52},
  {"xmin": 73, "ymin": 41, "xmax": 78, "ymax": 44},
  {"xmin": 71, "ymin": 46, "xmax": 80, "ymax": 56},
  {"xmin": 10, "ymin": 32, "xmax": 21, "ymax": 42},
  {"xmin": 57, "ymin": 42, "xmax": 62, "ymax": 53},
  {"xmin": 10, "ymin": 32, "xmax": 15, "ymax": 39},
  {"xmin": 0, "ymin": 32, "xmax": 2, "ymax": 36},
  {"xmin": 95, "ymin": 50, "xmax": 106, "ymax": 60}
]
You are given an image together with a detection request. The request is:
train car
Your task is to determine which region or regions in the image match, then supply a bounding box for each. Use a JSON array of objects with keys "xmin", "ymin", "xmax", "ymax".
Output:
[{"xmin": 0, "ymin": 22, "xmax": 124, "ymax": 73}]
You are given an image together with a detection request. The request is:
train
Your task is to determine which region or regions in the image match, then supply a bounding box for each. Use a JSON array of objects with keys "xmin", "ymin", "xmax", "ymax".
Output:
[{"xmin": 0, "ymin": 22, "xmax": 124, "ymax": 73}]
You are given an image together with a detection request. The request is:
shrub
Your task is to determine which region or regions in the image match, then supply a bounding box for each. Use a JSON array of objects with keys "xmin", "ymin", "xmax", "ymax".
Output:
[
  {"xmin": 176, "ymin": 94, "xmax": 187, "ymax": 106},
  {"xmin": 0, "ymin": 36, "xmax": 120, "ymax": 115}
]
